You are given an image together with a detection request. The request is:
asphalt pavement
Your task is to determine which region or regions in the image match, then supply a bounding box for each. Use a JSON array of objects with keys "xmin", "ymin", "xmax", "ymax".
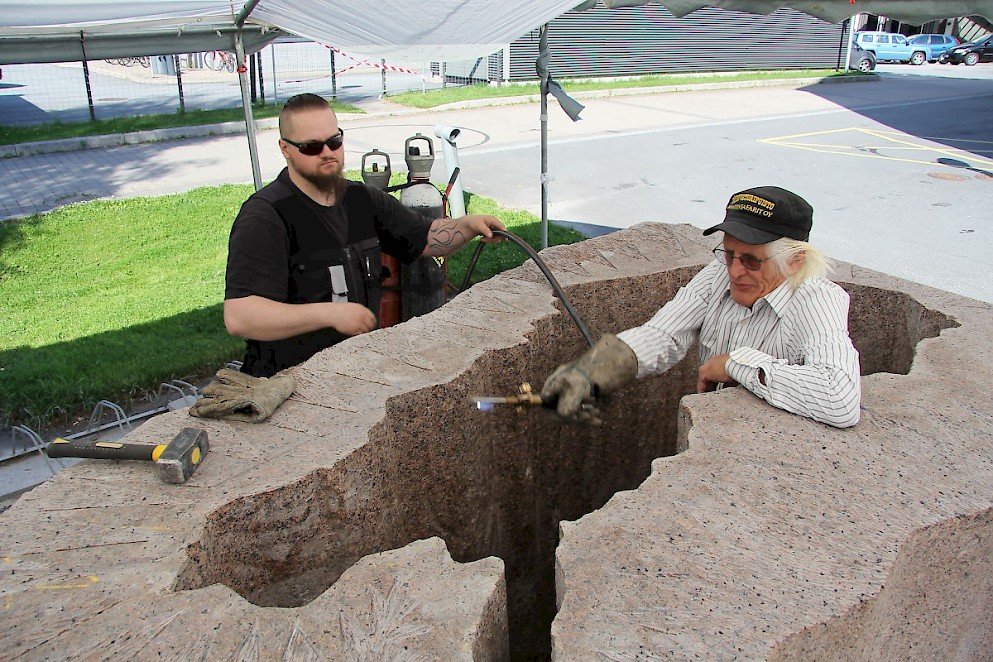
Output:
[{"xmin": 0, "ymin": 71, "xmax": 938, "ymax": 218}]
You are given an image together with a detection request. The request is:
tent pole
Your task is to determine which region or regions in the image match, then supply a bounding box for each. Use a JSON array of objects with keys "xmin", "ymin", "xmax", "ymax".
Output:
[
  {"xmin": 234, "ymin": 0, "xmax": 264, "ymax": 28},
  {"xmin": 539, "ymin": 24, "xmax": 549, "ymax": 250},
  {"xmin": 844, "ymin": 14, "xmax": 857, "ymax": 72},
  {"xmin": 235, "ymin": 31, "xmax": 263, "ymax": 191}
]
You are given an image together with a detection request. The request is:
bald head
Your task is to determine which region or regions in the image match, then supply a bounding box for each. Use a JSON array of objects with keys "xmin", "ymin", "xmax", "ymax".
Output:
[{"xmin": 278, "ymin": 93, "xmax": 333, "ymax": 137}]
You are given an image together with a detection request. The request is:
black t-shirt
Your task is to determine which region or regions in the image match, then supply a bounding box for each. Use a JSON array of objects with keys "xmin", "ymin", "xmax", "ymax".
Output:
[
  {"xmin": 224, "ymin": 169, "xmax": 434, "ymax": 376},
  {"xmin": 226, "ymin": 168, "xmax": 431, "ymax": 303}
]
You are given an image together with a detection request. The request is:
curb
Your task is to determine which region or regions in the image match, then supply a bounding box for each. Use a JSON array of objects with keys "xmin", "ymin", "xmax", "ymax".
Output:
[
  {"xmin": 428, "ymin": 73, "xmax": 876, "ymax": 111},
  {"xmin": 0, "ymin": 74, "xmax": 876, "ymax": 159},
  {"xmin": 0, "ymin": 118, "xmax": 280, "ymax": 158}
]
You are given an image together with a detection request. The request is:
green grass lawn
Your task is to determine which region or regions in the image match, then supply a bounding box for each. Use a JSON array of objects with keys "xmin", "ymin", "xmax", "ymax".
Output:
[
  {"xmin": 0, "ymin": 174, "xmax": 584, "ymax": 429},
  {"xmin": 387, "ymin": 69, "xmax": 854, "ymax": 108}
]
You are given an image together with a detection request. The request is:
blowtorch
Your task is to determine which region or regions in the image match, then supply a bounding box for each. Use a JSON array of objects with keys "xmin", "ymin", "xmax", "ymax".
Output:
[{"xmin": 469, "ymin": 383, "xmax": 600, "ymax": 422}]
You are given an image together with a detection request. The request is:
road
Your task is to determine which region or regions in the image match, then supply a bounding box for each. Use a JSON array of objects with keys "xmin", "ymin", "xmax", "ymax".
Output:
[{"xmin": 457, "ymin": 65, "xmax": 993, "ymax": 303}]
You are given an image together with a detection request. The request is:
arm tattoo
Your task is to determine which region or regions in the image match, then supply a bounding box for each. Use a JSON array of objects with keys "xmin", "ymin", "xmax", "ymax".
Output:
[{"xmin": 426, "ymin": 219, "xmax": 468, "ymax": 256}]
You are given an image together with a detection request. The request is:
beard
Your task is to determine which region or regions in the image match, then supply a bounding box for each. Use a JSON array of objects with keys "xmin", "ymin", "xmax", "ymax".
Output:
[{"xmin": 300, "ymin": 159, "xmax": 346, "ymax": 195}]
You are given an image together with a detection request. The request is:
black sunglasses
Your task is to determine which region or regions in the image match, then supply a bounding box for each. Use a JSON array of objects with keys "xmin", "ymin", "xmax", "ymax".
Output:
[
  {"xmin": 713, "ymin": 247, "xmax": 773, "ymax": 272},
  {"xmin": 281, "ymin": 128, "xmax": 345, "ymax": 156}
]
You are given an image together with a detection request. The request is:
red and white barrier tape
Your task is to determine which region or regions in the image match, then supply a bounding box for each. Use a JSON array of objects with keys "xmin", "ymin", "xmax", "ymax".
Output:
[{"xmin": 329, "ymin": 46, "xmax": 424, "ymax": 77}]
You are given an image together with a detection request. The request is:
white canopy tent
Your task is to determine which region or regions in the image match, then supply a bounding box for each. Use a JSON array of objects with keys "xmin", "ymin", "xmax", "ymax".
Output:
[
  {"xmin": 4, "ymin": 1, "xmax": 992, "ymax": 239},
  {"xmin": 6, "ymin": 1, "xmax": 988, "ymax": 62}
]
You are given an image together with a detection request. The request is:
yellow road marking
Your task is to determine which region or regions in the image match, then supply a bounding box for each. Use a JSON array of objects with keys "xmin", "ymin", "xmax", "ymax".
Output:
[{"xmin": 761, "ymin": 127, "xmax": 993, "ymax": 169}]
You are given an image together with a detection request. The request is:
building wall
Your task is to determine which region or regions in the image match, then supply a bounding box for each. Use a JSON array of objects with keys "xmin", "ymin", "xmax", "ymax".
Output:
[{"xmin": 489, "ymin": 6, "xmax": 847, "ymax": 82}]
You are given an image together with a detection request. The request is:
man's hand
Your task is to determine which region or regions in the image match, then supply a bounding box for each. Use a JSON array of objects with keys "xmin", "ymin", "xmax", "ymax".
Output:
[
  {"xmin": 697, "ymin": 353, "xmax": 738, "ymax": 393},
  {"xmin": 462, "ymin": 214, "xmax": 506, "ymax": 244},
  {"xmin": 327, "ymin": 302, "xmax": 377, "ymax": 336},
  {"xmin": 540, "ymin": 334, "xmax": 638, "ymax": 424}
]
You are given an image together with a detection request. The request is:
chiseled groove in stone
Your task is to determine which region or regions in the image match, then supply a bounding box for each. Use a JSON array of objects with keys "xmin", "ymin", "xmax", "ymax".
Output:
[
  {"xmin": 170, "ymin": 255, "xmax": 706, "ymax": 658},
  {"xmin": 174, "ymin": 226, "xmax": 964, "ymax": 659}
]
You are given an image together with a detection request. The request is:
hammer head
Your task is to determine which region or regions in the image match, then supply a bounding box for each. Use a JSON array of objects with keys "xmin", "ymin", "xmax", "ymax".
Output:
[{"xmin": 154, "ymin": 428, "xmax": 209, "ymax": 484}]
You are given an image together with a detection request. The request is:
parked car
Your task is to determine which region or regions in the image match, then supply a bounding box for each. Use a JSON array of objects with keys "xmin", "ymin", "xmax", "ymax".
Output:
[
  {"xmin": 939, "ymin": 34, "xmax": 993, "ymax": 65},
  {"xmin": 849, "ymin": 44, "xmax": 877, "ymax": 72},
  {"xmin": 853, "ymin": 31, "xmax": 928, "ymax": 65},
  {"xmin": 907, "ymin": 33, "xmax": 961, "ymax": 62}
]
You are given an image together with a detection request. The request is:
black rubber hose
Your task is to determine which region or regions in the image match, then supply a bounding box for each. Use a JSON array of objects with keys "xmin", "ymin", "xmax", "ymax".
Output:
[{"xmin": 457, "ymin": 229, "xmax": 595, "ymax": 348}]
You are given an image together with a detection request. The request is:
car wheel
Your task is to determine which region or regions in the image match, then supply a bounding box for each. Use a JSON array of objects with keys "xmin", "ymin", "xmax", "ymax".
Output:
[
  {"xmin": 910, "ymin": 51, "xmax": 926, "ymax": 65},
  {"xmin": 965, "ymin": 52, "xmax": 979, "ymax": 66},
  {"xmin": 857, "ymin": 57, "xmax": 874, "ymax": 73}
]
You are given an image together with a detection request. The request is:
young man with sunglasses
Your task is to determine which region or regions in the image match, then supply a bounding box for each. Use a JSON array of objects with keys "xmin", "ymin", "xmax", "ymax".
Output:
[
  {"xmin": 223, "ymin": 93, "xmax": 505, "ymax": 377},
  {"xmin": 541, "ymin": 186, "xmax": 861, "ymax": 428}
]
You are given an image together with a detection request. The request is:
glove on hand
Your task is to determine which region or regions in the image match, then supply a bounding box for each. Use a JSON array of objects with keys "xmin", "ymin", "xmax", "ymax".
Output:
[
  {"xmin": 189, "ymin": 368, "xmax": 295, "ymax": 423},
  {"xmin": 540, "ymin": 333, "xmax": 638, "ymax": 425}
]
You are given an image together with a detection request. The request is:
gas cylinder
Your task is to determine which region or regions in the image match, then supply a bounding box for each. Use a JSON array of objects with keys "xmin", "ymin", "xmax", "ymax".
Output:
[
  {"xmin": 360, "ymin": 148, "xmax": 391, "ymax": 190},
  {"xmin": 360, "ymin": 149, "xmax": 402, "ymax": 328},
  {"xmin": 399, "ymin": 134, "xmax": 447, "ymax": 321},
  {"xmin": 404, "ymin": 133, "xmax": 435, "ymax": 179}
]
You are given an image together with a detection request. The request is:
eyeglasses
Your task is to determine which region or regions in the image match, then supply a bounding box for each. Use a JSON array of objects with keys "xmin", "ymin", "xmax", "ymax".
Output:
[
  {"xmin": 281, "ymin": 129, "xmax": 345, "ymax": 156},
  {"xmin": 713, "ymin": 247, "xmax": 773, "ymax": 272}
]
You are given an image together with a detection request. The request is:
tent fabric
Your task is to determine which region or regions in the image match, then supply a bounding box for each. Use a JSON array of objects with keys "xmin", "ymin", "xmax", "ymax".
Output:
[
  {"xmin": 0, "ymin": 1, "xmax": 281, "ymax": 64},
  {"xmin": 248, "ymin": 0, "xmax": 582, "ymax": 61},
  {"xmin": 4, "ymin": 1, "xmax": 993, "ymax": 66}
]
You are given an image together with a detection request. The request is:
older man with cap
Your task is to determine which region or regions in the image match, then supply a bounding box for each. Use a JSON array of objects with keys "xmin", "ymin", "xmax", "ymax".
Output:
[{"xmin": 541, "ymin": 185, "xmax": 861, "ymax": 429}]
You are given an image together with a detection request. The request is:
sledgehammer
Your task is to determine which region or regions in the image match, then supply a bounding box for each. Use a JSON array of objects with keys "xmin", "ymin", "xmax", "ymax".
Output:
[{"xmin": 46, "ymin": 427, "xmax": 209, "ymax": 484}]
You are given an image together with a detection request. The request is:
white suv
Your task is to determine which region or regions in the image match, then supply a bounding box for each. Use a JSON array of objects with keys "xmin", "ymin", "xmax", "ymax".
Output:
[{"xmin": 853, "ymin": 31, "xmax": 928, "ymax": 65}]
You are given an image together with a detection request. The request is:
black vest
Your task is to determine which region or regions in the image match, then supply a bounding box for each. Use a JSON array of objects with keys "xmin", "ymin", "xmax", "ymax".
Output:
[{"xmin": 241, "ymin": 180, "xmax": 383, "ymax": 377}]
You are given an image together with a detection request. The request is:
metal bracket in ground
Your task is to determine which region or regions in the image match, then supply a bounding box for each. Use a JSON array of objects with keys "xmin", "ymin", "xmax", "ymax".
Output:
[
  {"xmin": 10, "ymin": 425, "xmax": 64, "ymax": 476},
  {"xmin": 157, "ymin": 379, "xmax": 201, "ymax": 411},
  {"xmin": 88, "ymin": 399, "xmax": 131, "ymax": 436}
]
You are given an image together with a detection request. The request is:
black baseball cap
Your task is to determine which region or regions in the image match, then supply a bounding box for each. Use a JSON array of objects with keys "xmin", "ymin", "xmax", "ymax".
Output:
[{"xmin": 703, "ymin": 186, "xmax": 812, "ymax": 244}]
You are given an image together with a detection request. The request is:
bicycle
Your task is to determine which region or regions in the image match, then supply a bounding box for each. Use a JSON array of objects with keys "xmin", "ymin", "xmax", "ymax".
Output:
[
  {"xmin": 103, "ymin": 56, "xmax": 149, "ymax": 68},
  {"xmin": 203, "ymin": 51, "xmax": 237, "ymax": 73}
]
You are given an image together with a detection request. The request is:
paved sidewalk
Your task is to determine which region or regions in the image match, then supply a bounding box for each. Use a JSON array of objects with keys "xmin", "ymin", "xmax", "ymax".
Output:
[{"xmin": 0, "ymin": 76, "xmax": 869, "ymax": 220}]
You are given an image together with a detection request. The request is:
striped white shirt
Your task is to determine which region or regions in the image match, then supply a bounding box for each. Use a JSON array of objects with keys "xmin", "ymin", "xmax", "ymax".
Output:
[{"xmin": 617, "ymin": 260, "xmax": 861, "ymax": 428}]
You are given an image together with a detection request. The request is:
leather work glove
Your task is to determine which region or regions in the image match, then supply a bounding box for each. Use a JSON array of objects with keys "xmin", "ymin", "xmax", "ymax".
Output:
[
  {"xmin": 189, "ymin": 368, "xmax": 295, "ymax": 423},
  {"xmin": 540, "ymin": 333, "xmax": 638, "ymax": 425}
]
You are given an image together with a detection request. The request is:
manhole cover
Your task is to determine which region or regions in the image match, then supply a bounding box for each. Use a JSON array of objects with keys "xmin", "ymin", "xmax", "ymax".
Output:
[{"xmin": 928, "ymin": 172, "xmax": 969, "ymax": 181}]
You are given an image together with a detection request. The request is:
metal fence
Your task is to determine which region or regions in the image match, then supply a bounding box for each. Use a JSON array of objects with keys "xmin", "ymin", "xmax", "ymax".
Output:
[{"xmin": 0, "ymin": 40, "xmax": 446, "ymax": 126}]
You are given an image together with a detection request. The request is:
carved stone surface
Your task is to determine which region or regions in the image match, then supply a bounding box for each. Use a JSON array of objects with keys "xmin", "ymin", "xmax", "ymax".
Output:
[{"xmin": 1, "ymin": 223, "xmax": 990, "ymax": 661}]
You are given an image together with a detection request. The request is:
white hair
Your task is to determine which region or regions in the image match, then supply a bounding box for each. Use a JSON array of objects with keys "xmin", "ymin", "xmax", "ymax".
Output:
[{"xmin": 767, "ymin": 237, "xmax": 832, "ymax": 288}]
